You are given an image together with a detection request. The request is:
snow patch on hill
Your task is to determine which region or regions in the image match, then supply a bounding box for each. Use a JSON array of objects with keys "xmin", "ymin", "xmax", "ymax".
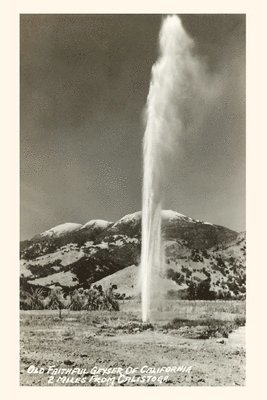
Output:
[
  {"xmin": 40, "ymin": 223, "xmax": 82, "ymax": 237},
  {"xmin": 113, "ymin": 211, "xmax": 142, "ymax": 226},
  {"xmin": 113, "ymin": 210, "xmax": 210, "ymax": 225},
  {"xmin": 95, "ymin": 242, "xmax": 109, "ymax": 249},
  {"xmin": 162, "ymin": 210, "xmax": 189, "ymax": 220},
  {"xmin": 81, "ymin": 219, "xmax": 112, "ymax": 230}
]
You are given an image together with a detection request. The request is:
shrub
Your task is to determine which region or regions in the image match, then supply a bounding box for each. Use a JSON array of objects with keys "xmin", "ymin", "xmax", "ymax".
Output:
[
  {"xmin": 20, "ymin": 287, "xmax": 46, "ymax": 310},
  {"xmin": 68, "ymin": 289, "xmax": 85, "ymax": 311},
  {"xmin": 44, "ymin": 288, "xmax": 66, "ymax": 318},
  {"xmin": 70, "ymin": 285, "xmax": 120, "ymax": 311},
  {"xmin": 187, "ymin": 279, "xmax": 216, "ymax": 300},
  {"xmin": 166, "ymin": 268, "xmax": 184, "ymax": 285},
  {"xmin": 163, "ymin": 316, "xmax": 246, "ymax": 339},
  {"xmin": 20, "ymin": 284, "xmax": 119, "ymax": 312}
]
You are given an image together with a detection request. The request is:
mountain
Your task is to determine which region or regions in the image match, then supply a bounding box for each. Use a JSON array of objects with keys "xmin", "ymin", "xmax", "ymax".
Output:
[
  {"xmin": 20, "ymin": 211, "xmax": 245, "ymax": 299},
  {"xmin": 38, "ymin": 222, "xmax": 83, "ymax": 238}
]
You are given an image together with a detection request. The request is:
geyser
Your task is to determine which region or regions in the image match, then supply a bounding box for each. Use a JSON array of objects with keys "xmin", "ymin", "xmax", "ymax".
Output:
[{"xmin": 140, "ymin": 15, "xmax": 199, "ymax": 322}]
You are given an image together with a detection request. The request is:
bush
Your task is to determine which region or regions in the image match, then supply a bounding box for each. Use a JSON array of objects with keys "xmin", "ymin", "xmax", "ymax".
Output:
[
  {"xmin": 67, "ymin": 285, "xmax": 120, "ymax": 311},
  {"xmin": 20, "ymin": 284, "xmax": 120, "ymax": 312},
  {"xmin": 166, "ymin": 268, "xmax": 184, "ymax": 285},
  {"xmin": 20, "ymin": 287, "xmax": 46, "ymax": 310},
  {"xmin": 44, "ymin": 288, "xmax": 66, "ymax": 318},
  {"xmin": 187, "ymin": 279, "xmax": 216, "ymax": 300},
  {"xmin": 163, "ymin": 316, "xmax": 246, "ymax": 339}
]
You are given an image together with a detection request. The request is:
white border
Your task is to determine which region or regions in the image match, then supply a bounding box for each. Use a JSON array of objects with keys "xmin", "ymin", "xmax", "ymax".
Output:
[{"xmin": 1, "ymin": 1, "xmax": 267, "ymax": 399}]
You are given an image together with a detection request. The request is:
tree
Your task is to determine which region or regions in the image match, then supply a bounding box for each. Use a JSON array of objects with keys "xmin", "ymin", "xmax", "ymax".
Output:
[
  {"xmin": 45, "ymin": 288, "xmax": 65, "ymax": 318},
  {"xmin": 20, "ymin": 287, "xmax": 46, "ymax": 310},
  {"xmin": 197, "ymin": 279, "xmax": 216, "ymax": 300},
  {"xmin": 82, "ymin": 285, "xmax": 119, "ymax": 311},
  {"xmin": 187, "ymin": 281, "xmax": 198, "ymax": 300},
  {"xmin": 187, "ymin": 279, "xmax": 216, "ymax": 300},
  {"xmin": 68, "ymin": 289, "xmax": 84, "ymax": 311}
]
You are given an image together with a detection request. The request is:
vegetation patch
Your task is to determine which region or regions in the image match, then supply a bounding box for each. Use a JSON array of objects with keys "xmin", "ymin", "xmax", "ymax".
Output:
[
  {"xmin": 100, "ymin": 320, "xmax": 154, "ymax": 334},
  {"xmin": 20, "ymin": 284, "xmax": 120, "ymax": 316},
  {"xmin": 163, "ymin": 316, "xmax": 245, "ymax": 339}
]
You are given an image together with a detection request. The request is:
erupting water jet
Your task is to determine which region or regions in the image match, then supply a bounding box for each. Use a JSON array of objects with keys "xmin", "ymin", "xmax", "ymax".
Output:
[{"xmin": 140, "ymin": 15, "xmax": 199, "ymax": 322}]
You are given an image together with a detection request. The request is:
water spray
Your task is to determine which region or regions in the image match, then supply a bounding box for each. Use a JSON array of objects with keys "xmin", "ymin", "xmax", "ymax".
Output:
[{"xmin": 140, "ymin": 15, "xmax": 199, "ymax": 322}]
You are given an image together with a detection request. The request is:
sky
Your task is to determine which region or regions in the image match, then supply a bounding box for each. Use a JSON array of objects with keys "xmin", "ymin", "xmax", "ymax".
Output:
[{"xmin": 20, "ymin": 14, "xmax": 245, "ymax": 240}]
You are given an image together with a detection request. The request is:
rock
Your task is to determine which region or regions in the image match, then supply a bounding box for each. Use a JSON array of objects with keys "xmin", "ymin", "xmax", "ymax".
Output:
[
  {"xmin": 177, "ymin": 326, "xmax": 190, "ymax": 336},
  {"xmin": 105, "ymin": 332, "xmax": 115, "ymax": 336},
  {"xmin": 165, "ymin": 378, "xmax": 173, "ymax": 383},
  {"xmin": 85, "ymin": 332, "xmax": 96, "ymax": 339},
  {"xmin": 64, "ymin": 359, "xmax": 74, "ymax": 366},
  {"xmin": 182, "ymin": 325, "xmax": 210, "ymax": 339},
  {"xmin": 61, "ymin": 328, "xmax": 75, "ymax": 338},
  {"xmin": 216, "ymin": 338, "xmax": 225, "ymax": 344}
]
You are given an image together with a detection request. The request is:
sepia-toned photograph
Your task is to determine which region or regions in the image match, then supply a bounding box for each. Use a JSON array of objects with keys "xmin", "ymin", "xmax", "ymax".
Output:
[{"xmin": 20, "ymin": 14, "xmax": 246, "ymax": 386}]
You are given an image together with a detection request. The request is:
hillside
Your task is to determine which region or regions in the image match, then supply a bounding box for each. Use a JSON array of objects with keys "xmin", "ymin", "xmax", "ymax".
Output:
[{"xmin": 20, "ymin": 211, "xmax": 245, "ymax": 299}]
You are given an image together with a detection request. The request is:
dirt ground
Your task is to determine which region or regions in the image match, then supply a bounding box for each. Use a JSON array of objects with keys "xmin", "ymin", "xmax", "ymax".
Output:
[{"xmin": 20, "ymin": 305, "xmax": 245, "ymax": 386}]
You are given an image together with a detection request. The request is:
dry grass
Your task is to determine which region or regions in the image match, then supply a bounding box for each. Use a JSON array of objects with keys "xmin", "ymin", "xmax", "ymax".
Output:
[
  {"xmin": 120, "ymin": 299, "xmax": 245, "ymax": 322},
  {"xmin": 20, "ymin": 301, "xmax": 246, "ymax": 386},
  {"xmin": 20, "ymin": 299, "xmax": 245, "ymax": 330}
]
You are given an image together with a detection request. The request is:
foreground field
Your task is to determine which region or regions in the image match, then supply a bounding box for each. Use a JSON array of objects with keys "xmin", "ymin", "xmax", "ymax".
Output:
[{"xmin": 20, "ymin": 300, "xmax": 245, "ymax": 386}]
